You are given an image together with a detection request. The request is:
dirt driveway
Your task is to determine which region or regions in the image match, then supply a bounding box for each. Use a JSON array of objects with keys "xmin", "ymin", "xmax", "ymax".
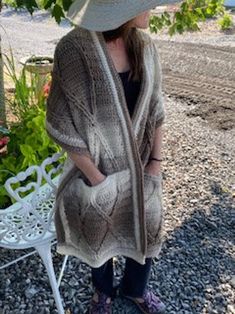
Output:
[{"xmin": 157, "ymin": 40, "xmax": 235, "ymax": 131}]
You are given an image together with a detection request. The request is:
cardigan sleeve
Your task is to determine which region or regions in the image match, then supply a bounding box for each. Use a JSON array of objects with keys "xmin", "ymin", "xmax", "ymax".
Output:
[
  {"xmin": 45, "ymin": 41, "xmax": 91, "ymax": 157},
  {"xmin": 151, "ymin": 42, "xmax": 166, "ymax": 128}
]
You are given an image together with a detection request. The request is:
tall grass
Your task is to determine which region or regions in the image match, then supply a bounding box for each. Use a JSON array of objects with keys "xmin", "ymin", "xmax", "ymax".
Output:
[{"xmin": 3, "ymin": 46, "xmax": 47, "ymax": 123}]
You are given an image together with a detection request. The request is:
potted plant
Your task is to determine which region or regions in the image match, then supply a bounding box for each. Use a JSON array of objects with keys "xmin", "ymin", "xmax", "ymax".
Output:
[{"xmin": 20, "ymin": 56, "xmax": 53, "ymax": 101}]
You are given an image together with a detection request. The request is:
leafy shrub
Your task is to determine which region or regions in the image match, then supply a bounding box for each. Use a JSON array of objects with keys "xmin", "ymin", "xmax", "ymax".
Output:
[
  {"xmin": 218, "ymin": 13, "xmax": 234, "ymax": 30},
  {"xmin": 149, "ymin": 0, "xmax": 225, "ymax": 36}
]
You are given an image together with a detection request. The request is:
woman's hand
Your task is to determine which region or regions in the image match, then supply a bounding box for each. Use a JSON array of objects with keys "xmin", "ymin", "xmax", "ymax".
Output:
[
  {"xmin": 144, "ymin": 160, "xmax": 161, "ymax": 176},
  {"xmin": 90, "ymin": 173, "xmax": 107, "ymax": 186},
  {"xmin": 68, "ymin": 151, "xmax": 107, "ymax": 186}
]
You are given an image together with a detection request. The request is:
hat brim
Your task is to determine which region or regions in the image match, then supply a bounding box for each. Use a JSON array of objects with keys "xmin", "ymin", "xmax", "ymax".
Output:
[{"xmin": 67, "ymin": 0, "xmax": 181, "ymax": 31}]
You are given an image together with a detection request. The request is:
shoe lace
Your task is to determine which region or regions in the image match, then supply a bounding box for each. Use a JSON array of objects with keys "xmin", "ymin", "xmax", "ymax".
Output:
[
  {"xmin": 91, "ymin": 292, "xmax": 111, "ymax": 313},
  {"xmin": 143, "ymin": 291, "xmax": 162, "ymax": 312}
]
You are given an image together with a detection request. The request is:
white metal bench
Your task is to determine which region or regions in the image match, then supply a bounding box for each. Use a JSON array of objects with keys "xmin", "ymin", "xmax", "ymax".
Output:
[{"xmin": 0, "ymin": 151, "xmax": 68, "ymax": 314}]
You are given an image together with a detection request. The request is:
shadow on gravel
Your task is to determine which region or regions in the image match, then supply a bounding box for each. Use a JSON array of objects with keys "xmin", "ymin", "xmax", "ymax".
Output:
[{"xmin": 150, "ymin": 184, "xmax": 234, "ymax": 314}]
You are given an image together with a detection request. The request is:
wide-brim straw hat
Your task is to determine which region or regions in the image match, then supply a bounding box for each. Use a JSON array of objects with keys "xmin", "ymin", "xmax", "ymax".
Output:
[{"xmin": 67, "ymin": 0, "xmax": 180, "ymax": 31}]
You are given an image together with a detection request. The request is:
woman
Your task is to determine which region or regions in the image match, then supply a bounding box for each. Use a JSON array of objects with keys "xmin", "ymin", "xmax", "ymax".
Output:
[{"xmin": 46, "ymin": 0, "xmax": 172, "ymax": 313}]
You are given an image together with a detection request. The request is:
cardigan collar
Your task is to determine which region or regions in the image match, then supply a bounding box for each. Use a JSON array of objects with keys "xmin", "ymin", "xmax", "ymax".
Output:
[{"xmin": 93, "ymin": 30, "xmax": 152, "ymax": 138}]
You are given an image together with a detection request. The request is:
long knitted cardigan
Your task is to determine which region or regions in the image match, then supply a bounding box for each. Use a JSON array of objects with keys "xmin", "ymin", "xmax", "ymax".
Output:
[{"xmin": 46, "ymin": 26, "xmax": 166, "ymax": 267}]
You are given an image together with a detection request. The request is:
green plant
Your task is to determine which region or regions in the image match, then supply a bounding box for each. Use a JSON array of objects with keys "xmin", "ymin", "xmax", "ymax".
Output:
[
  {"xmin": 3, "ymin": 48, "xmax": 44, "ymax": 123},
  {"xmin": 0, "ymin": 107, "xmax": 62, "ymax": 208},
  {"xmin": 3, "ymin": 0, "xmax": 17, "ymax": 8},
  {"xmin": 0, "ymin": 51, "xmax": 62, "ymax": 208},
  {"xmin": 218, "ymin": 13, "xmax": 234, "ymax": 30}
]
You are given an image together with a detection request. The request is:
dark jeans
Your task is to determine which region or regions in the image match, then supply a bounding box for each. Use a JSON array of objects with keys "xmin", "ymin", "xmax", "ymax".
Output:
[{"xmin": 91, "ymin": 257, "xmax": 152, "ymax": 299}]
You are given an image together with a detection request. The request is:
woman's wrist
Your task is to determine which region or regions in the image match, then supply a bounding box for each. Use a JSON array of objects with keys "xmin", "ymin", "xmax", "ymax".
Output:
[
  {"xmin": 145, "ymin": 160, "xmax": 161, "ymax": 176},
  {"xmin": 68, "ymin": 151, "xmax": 107, "ymax": 186},
  {"xmin": 89, "ymin": 172, "xmax": 107, "ymax": 186}
]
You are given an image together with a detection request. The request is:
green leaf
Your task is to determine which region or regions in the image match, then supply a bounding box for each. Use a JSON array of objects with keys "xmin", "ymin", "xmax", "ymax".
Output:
[
  {"xmin": 62, "ymin": 0, "xmax": 73, "ymax": 11},
  {"xmin": 164, "ymin": 12, "xmax": 171, "ymax": 19},
  {"xmin": 41, "ymin": 132, "xmax": 50, "ymax": 148},
  {"xmin": 169, "ymin": 24, "xmax": 176, "ymax": 36},
  {"xmin": 32, "ymin": 115, "xmax": 43, "ymax": 128},
  {"xmin": 52, "ymin": 3, "xmax": 65, "ymax": 24},
  {"xmin": 181, "ymin": 2, "xmax": 189, "ymax": 12},
  {"xmin": 20, "ymin": 144, "xmax": 34, "ymax": 158},
  {"xmin": 176, "ymin": 23, "xmax": 184, "ymax": 33},
  {"xmin": 23, "ymin": 0, "xmax": 38, "ymax": 14},
  {"xmin": 0, "ymin": 186, "xmax": 11, "ymax": 208},
  {"xmin": 43, "ymin": 0, "xmax": 56, "ymax": 10},
  {"xmin": 206, "ymin": 7, "xmax": 213, "ymax": 15},
  {"xmin": 2, "ymin": 156, "xmax": 18, "ymax": 173},
  {"xmin": 15, "ymin": 0, "xmax": 24, "ymax": 7}
]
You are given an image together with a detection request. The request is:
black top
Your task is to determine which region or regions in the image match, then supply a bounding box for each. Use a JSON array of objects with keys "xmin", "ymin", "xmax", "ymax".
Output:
[{"xmin": 118, "ymin": 70, "xmax": 141, "ymax": 118}]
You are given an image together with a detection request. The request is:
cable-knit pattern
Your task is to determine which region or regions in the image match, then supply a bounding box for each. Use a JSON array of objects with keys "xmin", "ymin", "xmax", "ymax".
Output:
[{"xmin": 46, "ymin": 26, "xmax": 165, "ymax": 267}]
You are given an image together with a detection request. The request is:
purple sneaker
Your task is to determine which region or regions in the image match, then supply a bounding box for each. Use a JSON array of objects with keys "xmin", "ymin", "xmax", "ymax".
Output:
[
  {"xmin": 88, "ymin": 289, "xmax": 112, "ymax": 314},
  {"xmin": 120, "ymin": 289, "xmax": 166, "ymax": 314}
]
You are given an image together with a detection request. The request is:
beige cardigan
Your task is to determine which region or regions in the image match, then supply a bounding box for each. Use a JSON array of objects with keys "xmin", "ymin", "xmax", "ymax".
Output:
[{"xmin": 46, "ymin": 26, "xmax": 166, "ymax": 267}]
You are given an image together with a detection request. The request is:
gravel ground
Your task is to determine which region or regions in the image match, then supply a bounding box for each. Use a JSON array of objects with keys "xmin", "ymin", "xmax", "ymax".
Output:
[
  {"xmin": 0, "ymin": 6, "xmax": 235, "ymax": 314},
  {"xmin": 0, "ymin": 97, "xmax": 234, "ymax": 314}
]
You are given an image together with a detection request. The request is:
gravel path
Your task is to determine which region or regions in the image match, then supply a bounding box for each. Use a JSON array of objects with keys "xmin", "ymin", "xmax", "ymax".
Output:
[
  {"xmin": 0, "ymin": 6, "xmax": 234, "ymax": 314},
  {"xmin": 1, "ymin": 97, "xmax": 234, "ymax": 314}
]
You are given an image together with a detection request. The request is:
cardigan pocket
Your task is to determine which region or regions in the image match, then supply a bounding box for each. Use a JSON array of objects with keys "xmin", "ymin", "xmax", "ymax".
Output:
[
  {"xmin": 73, "ymin": 169, "xmax": 131, "ymax": 253},
  {"xmin": 144, "ymin": 172, "xmax": 163, "ymax": 245},
  {"xmin": 77, "ymin": 168, "xmax": 131, "ymax": 216}
]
